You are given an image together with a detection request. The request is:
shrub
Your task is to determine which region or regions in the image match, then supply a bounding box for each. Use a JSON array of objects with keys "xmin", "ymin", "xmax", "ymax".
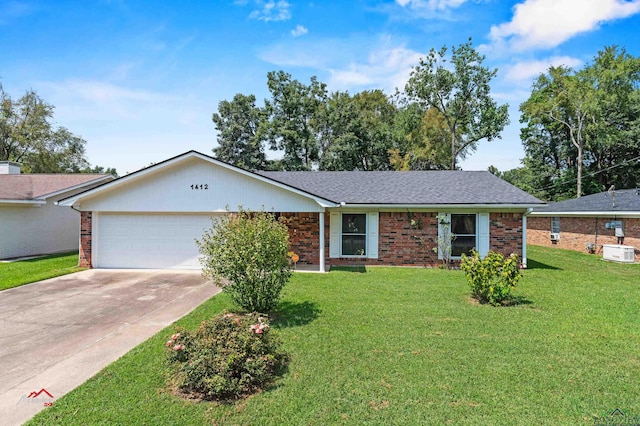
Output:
[
  {"xmin": 460, "ymin": 249, "xmax": 523, "ymax": 306},
  {"xmin": 165, "ymin": 311, "xmax": 287, "ymax": 400},
  {"xmin": 197, "ymin": 208, "xmax": 292, "ymax": 312}
]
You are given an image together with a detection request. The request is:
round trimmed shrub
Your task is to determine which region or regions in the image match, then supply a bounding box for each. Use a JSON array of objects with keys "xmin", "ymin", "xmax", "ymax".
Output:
[
  {"xmin": 165, "ymin": 312, "xmax": 287, "ymax": 400},
  {"xmin": 197, "ymin": 208, "xmax": 292, "ymax": 312}
]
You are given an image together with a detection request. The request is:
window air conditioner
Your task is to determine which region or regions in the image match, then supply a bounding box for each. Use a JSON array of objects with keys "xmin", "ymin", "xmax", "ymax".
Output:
[{"xmin": 550, "ymin": 233, "xmax": 560, "ymax": 241}]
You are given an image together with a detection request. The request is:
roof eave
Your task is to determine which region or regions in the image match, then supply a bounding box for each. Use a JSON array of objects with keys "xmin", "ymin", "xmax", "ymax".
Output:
[
  {"xmin": 0, "ymin": 199, "xmax": 46, "ymax": 206},
  {"xmin": 39, "ymin": 175, "xmax": 114, "ymax": 200},
  {"xmin": 334, "ymin": 203, "xmax": 545, "ymax": 210},
  {"xmin": 529, "ymin": 210, "xmax": 640, "ymax": 217}
]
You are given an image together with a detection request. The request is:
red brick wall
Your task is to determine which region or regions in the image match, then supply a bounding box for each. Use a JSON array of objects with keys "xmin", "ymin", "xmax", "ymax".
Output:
[
  {"xmin": 283, "ymin": 211, "xmax": 525, "ymax": 268},
  {"xmin": 79, "ymin": 211, "xmax": 92, "ymax": 268},
  {"xmin": 281, "ymin": 212, "xmax": 320, "ymax": 266},
  {"xmin": 490, "ymin": 213, "xmax": 523, "ymax": 257},
  {"xmin": 527, "ymin": 216, "xmax": 640, "ymax": 254}
]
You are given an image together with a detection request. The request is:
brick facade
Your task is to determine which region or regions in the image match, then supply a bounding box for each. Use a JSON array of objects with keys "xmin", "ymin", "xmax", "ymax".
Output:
[
  {"xmin": 527, "ymin": 216, "xmax": 640, "ymax": 254},
  {"xmin": 79, "ymin": 211, "xmax": 92, "ymax": 268},
  {"xmin": 283, "ymin": 211, "xmax": 525, "ymax": 268},
  {"xmin": 490, "ymin": 213, "xmax": 523, "ymax": 256}
]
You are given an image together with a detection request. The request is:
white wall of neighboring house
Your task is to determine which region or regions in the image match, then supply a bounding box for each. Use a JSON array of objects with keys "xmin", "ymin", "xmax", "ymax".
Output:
[{"xmin": 0, "ymin": 198, "xmax": 80, "ymax": 259}]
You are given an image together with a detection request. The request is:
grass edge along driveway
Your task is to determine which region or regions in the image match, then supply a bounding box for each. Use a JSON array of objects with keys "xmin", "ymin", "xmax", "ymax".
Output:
[
  {"xmin": 0, "ymin": 252, "xmax": 83, "ymax": 291},
  {"xmin": 28, "ymin": 246, "xmax": 640, "ymax": 425}
]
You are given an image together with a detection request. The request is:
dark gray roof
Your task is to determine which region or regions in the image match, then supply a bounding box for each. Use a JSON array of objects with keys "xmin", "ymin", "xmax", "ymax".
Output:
[
  {"xmin": 260, "ymin": 170, "xmax": 544, "ymax": 205},
  {"xmin": 533, "ymin": 188, "xmax": 640, "ymax": 213}
]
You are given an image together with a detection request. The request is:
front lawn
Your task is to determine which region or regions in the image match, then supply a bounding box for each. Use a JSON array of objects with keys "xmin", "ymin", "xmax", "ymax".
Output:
[
  {"xmin": 0, "ymin": 252, "xmax": 83, "ymax": 291},
  {"xmin": 29, "ymin": 246, "xmax": 640, "ymax": 425}
]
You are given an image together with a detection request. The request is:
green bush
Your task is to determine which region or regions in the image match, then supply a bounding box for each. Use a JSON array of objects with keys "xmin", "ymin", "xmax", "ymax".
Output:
[
  {"xmin": 197, "ymin": 208, "xmax": 292, "ymax": 312},
  {"xmin": 165, "ymin": 312, "xmax": 287, "ymax": 400},
  {"xmin": 460, "ymin": 249, "xmax": 523, "ymax": 306}
]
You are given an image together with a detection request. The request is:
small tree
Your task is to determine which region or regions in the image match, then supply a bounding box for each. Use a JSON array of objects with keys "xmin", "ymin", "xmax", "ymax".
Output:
[{"xmin": 197, "ymin": 208, "xmax": 291, "ymax": 312}]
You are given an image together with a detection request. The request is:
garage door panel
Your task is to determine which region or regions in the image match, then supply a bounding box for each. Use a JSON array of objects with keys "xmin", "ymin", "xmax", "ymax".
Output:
[{"xmin": 96, "ymin": 214, "xmax": 217, "ymax": 269}]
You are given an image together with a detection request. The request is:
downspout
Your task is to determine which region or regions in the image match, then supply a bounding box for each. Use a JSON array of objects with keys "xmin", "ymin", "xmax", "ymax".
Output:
[
  {"xmin": 319, "ymin": 210, "xmax": 325, "ymax": 273},
  {"xmin": 522, "ymin": 208, "xmax": 533, "ymax": 268}
]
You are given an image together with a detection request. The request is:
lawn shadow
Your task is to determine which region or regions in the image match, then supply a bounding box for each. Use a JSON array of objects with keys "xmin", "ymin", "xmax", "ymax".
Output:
[
  {"xmin": 271, "ymin": 301, "xmax": 321, "ymax": 328},
  {"xmin": 502, "ymin": 295, "xmax": 534, "ymax": 307},
  {"xmin": 329, "ymin": 266, "xmax": 367, "ymax": 273},
  {"xmin": 526, "ymin": 259, "xmax": 562, "ymax": 270}
]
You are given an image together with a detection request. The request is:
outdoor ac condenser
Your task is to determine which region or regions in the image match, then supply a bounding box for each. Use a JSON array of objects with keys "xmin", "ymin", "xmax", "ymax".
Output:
[{"xmin": 602, "ymin": 245, "xmax": 635, "ymax": 263}]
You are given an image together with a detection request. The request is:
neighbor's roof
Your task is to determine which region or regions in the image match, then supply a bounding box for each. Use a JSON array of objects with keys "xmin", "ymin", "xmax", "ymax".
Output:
[
  {"xmin": 0, "ymin": 174, "xmax": 112, "ymax": 201},
  {"xmin": 261, "ymin": 170, "xmax": 544, "ymax": 206},
  {"xmin": 531, "ymin": 188, "xmax": 640, "ymax": 215}
]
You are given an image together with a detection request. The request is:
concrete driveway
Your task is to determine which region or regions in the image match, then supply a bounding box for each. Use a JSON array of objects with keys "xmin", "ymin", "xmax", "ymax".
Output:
[{"xmin": 0, "ymin": 269, "xmax": 220, "ymax": 425}]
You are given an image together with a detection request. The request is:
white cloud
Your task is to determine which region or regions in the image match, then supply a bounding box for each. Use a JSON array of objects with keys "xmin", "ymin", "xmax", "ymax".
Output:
[
  {"xmin": 329, "ymin": 45, "xmax": 424, "ymax": 93},
  {"xmin": 42, "ymin": 79, "xmax": 175, "ymax": 103},
  {"xmin": 291, "ymin": 24, "xmax": 308, "ymax": 37},
  {"xmin": 249, "ymin": 1, "xmax": 291, "ymax": 22},
  {"xmin": 395, "ymin": 0, "xmax": 469, "ymax": 10},
  {"xmin": 504, "ymin": 56, "xmax": 583, "ymax": 82},
  {"xmin": 488, "ymin": 0, "xmax": 640, "ymax": 52}
]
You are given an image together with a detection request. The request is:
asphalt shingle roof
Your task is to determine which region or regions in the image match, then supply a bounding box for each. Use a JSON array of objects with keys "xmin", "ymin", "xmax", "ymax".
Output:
[
  {"xmin": 260, "ymin": 170, "xmax": 544, "ymax": 205},
  {"xmin": 0, "ymin": 174, "xmax": 110, "ymax": 200},
  {"xmin": 533, "ymin": 188, "xmax": 640, "ymax": 213}
]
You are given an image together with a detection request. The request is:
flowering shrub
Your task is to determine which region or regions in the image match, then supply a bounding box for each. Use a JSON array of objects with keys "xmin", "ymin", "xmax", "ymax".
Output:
[
  {"xmin": 460, "ymin": 249, "xmax": 523, "ymax": 306},
  {"xmin": 197, "ymin": 208, "xmax": 291, "ymax": 312},
  {"xmin": 165, "ymin": 311, "xmax": 287, "ymax": 400}
]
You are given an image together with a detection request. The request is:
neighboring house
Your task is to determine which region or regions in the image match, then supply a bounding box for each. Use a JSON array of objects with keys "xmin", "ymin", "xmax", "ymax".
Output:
[
  {"xmin": 0, "ymin": 161, "xmax": 113, "ymax": 260},
  {"xmin": 527, "ymin": 188, "xmax": 640, "ymax": 254},
  {"xmin": 58, "ymin": 151, "xmax": 544, "ymax": 271}
]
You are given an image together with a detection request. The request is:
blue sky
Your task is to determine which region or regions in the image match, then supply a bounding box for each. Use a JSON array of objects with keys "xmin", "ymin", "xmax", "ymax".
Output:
[{"xmin": 2, "ymin": 0, "xmax": 640, "ymax": 174}]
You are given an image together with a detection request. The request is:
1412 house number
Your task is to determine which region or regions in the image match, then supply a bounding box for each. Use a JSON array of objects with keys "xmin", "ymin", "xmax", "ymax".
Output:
[{"xmin": 190, "ymin": 184, "xmax": 209, "ymax": 190}]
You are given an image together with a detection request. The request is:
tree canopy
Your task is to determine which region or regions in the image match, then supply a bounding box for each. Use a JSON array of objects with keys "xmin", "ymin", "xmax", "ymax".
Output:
[
  {"xmin": 210, "ymin": 40, "xmax": 509, "ymax": 172},
  {"xmin": 1, "ymin": 84, "xmax": 116, "ymax": 175},
  {"xmin": 508, "ymin": 46, "xmax": 640, "ymax": 201},
  {"xmin": 404, "ymin": 39, "xmax": 509, "ymax": 170}
]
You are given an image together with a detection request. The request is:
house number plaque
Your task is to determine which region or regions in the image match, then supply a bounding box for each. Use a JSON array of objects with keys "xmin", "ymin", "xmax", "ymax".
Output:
[{"xmin": 190, "ymin": 184, "xmax": 209, "ymax": 190}]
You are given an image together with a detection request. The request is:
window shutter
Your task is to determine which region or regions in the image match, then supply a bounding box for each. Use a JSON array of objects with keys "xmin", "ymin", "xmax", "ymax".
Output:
[
  {"xmin": 437, "ymin": 213, "xmax": 451, "ymax": 260},
  {"xmin": 478, "ymin": 213, "xmax": 490, "ymax": 258},
  {"xmin": 367, "ymin": 212, "xmax": 379, "ymax": 259},
  {"xmin": 329, "ymin": 212, "xmax": 340, "ymax": 258}
]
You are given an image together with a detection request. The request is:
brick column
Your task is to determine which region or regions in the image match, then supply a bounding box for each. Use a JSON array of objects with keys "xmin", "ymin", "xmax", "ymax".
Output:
[{"xmin": 79, "ymin": 211, "xmax": 93, "ymax": 268}]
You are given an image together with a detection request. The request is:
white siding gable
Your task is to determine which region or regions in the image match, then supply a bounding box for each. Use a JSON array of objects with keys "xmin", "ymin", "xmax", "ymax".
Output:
[{"xmin": 79, "ymin": 157, "xmax": 325, "ymax": 213}]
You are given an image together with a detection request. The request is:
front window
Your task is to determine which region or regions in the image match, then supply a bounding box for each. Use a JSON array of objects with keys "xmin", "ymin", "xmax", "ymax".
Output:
[
  {"xmin": 341, "ymin": 214, "xmax": 367, "ymax": 256},
  {"xmin": 551, "ymin": 217, "xmax": 560, "ymax": 234},
  {"xmin": 451, "ymin": 214, "xmax": 476, "ymax": 257}
]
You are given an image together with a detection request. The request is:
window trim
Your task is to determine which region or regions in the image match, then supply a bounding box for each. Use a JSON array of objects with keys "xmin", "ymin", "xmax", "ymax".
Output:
[
  {"xmin": 340, "ymin": 213, "xmax": 368, "ymax": 258},
  {"xmin": 450, "ymin": 213, "xmax": 478, "ymax": 259}
]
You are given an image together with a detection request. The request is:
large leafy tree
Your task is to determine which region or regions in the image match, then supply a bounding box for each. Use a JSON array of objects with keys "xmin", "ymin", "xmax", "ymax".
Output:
[
  {"xmin": 404, "ymin": 39, "xmax": 509, "ymax": 170},
  {"xmin": 264, "ymin": 71, "xmax": 327, "ymax": 170},
  {"xmin": 0, "ymin": 85, "xmax": 91, "ymax": 173},
  {"xmin": 320, "ymin": 90, "xmax": 397, "ymax": 171},
  {"xmin": 390, "ymin": 105, "xmax": 451, "ymax": 171},
  {"xmin": 518, "ymin": 46, "xmax": 640, "ymax": 200},
  {"xmin": 212, "ymin": 93, "xmax": 267, "ymax": 171}
]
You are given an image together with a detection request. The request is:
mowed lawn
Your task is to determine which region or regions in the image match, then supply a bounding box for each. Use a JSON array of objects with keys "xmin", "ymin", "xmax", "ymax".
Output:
[
  {"xmin": 29, "ymin": 246, "xmax": 639, "ymax": 425},
  {"xmin": 0, "ymin": 252, "xmax": 83, "ymax": 291}
]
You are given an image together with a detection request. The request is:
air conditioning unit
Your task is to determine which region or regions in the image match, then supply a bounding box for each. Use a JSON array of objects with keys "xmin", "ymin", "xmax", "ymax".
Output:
[
  {"xmin": 603, "ymin": 245, "xmax": 635, "ymax": 263},
  {"xmin": 550, "ymin": 233, "xmax": 560, "ymax": 241}
]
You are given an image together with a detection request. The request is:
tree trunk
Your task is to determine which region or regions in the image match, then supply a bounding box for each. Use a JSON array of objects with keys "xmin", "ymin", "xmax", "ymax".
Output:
[{"xmin": 576, "ymin": 145, "xmax": 582, "ymax": 198}]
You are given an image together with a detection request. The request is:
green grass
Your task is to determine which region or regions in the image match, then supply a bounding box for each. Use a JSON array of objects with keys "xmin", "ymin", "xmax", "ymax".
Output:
[
  {"xmin": 0, "ymin": 252, "xmax": 83, "ymax": 290},
  {"xmin": 29, "ymin": 246, "xmax": 640, "ymax": 425}
]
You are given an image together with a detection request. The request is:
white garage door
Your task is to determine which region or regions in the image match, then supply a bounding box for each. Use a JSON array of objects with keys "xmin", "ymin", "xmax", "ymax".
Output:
[{"xmin": 95, "ymin": 214, "xmax": 219, "ymax": 269}]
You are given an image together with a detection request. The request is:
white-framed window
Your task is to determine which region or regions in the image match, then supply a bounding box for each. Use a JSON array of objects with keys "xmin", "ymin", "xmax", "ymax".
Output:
[
  {"xmin": 438, "ymin": 212, "xmax": 489, "ymax": 259},
  {"xmin": 551, "ymin": 217, "xmax": 560, "ymax": 234},
  {"xmin": 341, "ymin": 213, "xmax": 367, "ymax": 256},
  {"xmin": 451, "ymin": 213, "xmax": 477, "ymax": 257},
  {"xmin": 329, "ymin": 212, "xmax": 379, "ymax": 259}
]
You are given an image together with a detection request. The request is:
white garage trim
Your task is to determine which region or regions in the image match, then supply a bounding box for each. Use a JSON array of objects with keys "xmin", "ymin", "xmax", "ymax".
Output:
[{"xmin": 93, "ymin": 213, "xmax": 218, "ymax": 269}]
